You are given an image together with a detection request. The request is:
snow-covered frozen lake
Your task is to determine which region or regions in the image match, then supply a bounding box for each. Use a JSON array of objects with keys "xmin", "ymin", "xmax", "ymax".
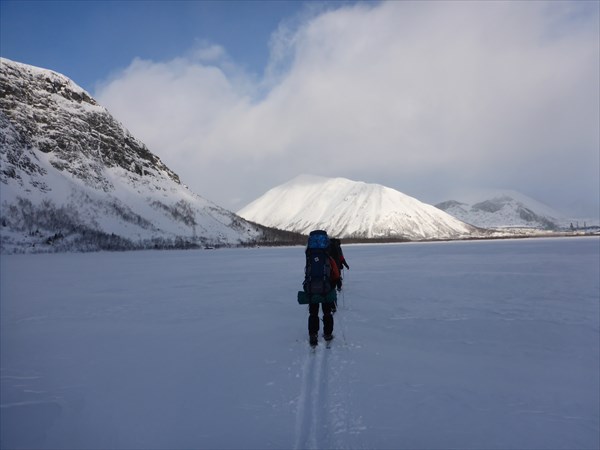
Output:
[{"xmin": 1, "ymin": 237, "xmax": 599, "ymax": 449}]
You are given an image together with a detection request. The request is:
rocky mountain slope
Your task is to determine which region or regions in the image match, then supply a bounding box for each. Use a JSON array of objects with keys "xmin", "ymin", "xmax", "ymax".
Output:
[
  {"xmin": 238, "ymin": 174, "xmax": 478, "ymax": 240},
  {"xmin": 434, "ymin": 190, "xmax": 570, "ymax": 230},
  {"xmin": 0, "ymin": 58, "xmax": 298, "ymax": 253}
]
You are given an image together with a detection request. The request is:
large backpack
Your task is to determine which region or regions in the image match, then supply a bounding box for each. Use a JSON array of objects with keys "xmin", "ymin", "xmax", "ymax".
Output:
[{"xmin": 303, "ymin": 230, "xmax": 333, "ymax": 295}]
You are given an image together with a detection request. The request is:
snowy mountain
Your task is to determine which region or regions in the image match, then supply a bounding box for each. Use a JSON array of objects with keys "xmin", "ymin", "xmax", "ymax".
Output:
[
  {"xmin": 237, "ymin": 174, "xmax": 477, "ymax": 240},
  {"xmin": 0, "ymin": 58, "xmax": 297, "ymax": 253},
  {"xmin": 435, "ymin": 189, "xmax": 569, "ymax": 230}
]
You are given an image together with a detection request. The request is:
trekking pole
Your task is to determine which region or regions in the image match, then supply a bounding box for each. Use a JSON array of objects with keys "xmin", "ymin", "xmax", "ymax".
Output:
[{"xmin": 341, "ymin": 269, "xmax": 346, "ymax": 309}]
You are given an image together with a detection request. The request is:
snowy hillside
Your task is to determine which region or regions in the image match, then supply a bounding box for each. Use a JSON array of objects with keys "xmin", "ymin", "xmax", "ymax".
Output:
[
  {"xmin": 238, "ymin": 174, "xmax": 477, "ymax": 240},
  {"xmin": 1, "ymin": 238, "xmax": 598, "ymax": 449},
  {"xmin": 435, "ymin": 189, "xmax": 574, "ymax": 230},
  {"xmin": 0, "ymin": 58, "xmax": 293, "ymax": 253}
]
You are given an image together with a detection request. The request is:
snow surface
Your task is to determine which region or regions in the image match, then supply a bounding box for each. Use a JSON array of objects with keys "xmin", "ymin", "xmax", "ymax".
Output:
[
  {"xmin": 238, "ymin": 174, "xmax": 475, "ymax": 240},
  {"xmin": 1, "ymin": 237, "xmax": 599, "ymax": 449}
]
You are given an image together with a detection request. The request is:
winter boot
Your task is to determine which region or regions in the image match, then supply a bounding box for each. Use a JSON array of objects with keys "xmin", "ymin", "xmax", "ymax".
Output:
[
  {"xmin": 322, "ymin": 311, "xmax": 334, "ymax": 337},
  {"xmin": 308, "ymin": 312, "xmax": 320, "ymax": 336}
]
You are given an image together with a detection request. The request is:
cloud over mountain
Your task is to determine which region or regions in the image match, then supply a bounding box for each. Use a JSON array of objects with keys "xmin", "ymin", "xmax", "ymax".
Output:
[{"xmin": 95, "ymin": 1, "xmax": 599, "ymax": 217}]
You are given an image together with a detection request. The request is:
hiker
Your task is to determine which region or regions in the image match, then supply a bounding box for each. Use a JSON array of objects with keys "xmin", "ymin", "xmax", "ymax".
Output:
[
  {"xmin": 326, "ymin": 238, "xmax": 349, "ymax": 314},
  {"xmin": 302, "ymin": 230, "xmax": 340, "ymax": 346},
  {"xmin": 329, "ymin": 238, "xmax": 350, "ymax": 291}
]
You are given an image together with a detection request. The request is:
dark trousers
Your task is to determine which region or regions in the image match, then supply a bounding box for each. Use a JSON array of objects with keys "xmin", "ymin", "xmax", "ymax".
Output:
[{"xmin": 308, "ymin": 302, "xmax": 333, "ymax": 336}]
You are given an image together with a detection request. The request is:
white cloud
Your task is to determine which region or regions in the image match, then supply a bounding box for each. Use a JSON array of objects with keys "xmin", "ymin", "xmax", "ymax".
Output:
[
  {"xmin": 95, "ymin": 1, "xmax": 599, "ymax": 216},
  {"xmin": 189, "ymin": 41, "xmax": 227, "ymax": 63}
]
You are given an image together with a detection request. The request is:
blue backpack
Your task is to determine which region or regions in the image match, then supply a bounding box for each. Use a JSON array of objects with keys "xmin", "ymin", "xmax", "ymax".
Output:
[{"xmin": 303, "ymin": 230, "xmax": 333, "ymax": 295}]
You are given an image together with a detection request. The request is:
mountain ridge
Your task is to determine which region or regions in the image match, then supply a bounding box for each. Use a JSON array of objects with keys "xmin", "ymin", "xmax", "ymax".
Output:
[
  {"xmin": 434, "ymin": 189, "xmax": 573, "ymax": 230},
  {"xmin": 0, "ymin": 58, "xmax": 301, "ymax": 253}
]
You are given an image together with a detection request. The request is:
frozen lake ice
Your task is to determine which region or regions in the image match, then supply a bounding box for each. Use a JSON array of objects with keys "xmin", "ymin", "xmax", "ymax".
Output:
[{"xmin": 1, "ymin": 237, "xmax": 598, "ymax": 449}]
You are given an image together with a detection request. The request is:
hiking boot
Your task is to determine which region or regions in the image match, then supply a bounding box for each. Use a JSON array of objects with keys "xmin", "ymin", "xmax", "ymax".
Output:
[{"xmin": 309, "ymin": 334, "xmax": 318, "ymax": 347}]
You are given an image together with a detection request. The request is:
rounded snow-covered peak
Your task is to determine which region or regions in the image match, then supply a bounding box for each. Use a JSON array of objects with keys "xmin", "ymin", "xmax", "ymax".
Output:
[{"xmin": 238, "ymin": 174, "xmax": 474, "ymax": 239}]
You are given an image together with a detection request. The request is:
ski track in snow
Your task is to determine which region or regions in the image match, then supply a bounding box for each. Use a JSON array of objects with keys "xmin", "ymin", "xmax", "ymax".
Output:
[
  {"xmin": 294, "ymin": 293, "xmax": 362, "ymax": 450},
  {"xmin": 295, "ymin": 332, "xmax": 330, "ymax": 449}
]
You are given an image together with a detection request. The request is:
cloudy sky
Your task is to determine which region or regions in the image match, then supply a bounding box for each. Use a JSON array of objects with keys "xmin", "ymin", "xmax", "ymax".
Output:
[{"xmin": 2, "ymin": 1, "xmax": 599, "ymax": 218}]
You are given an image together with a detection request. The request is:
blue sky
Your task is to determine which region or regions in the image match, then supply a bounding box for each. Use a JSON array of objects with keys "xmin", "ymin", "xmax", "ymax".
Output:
[
  {"xmin": 1, "ymin": 0, "xmax": 313, "ymax": 92},
  {"xmin": 1, "ymin": 1, "xmax": 599, "ymax": 218}
]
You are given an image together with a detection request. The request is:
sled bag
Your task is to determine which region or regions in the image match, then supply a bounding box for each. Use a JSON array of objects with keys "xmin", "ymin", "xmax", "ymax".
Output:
[{"xmin": 297, "ymin": 289, "xmax": 337, "ymax": 305}]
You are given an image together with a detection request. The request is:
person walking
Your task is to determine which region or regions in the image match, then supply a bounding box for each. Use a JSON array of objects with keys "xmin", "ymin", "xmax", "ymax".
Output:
[
  {"xmin": 327, "ymin": 238, "xmax": 349, "ymax": 313},
  {"xmin": 302, "ymin": 230, "xmax": 340, "ymax": 347}
]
